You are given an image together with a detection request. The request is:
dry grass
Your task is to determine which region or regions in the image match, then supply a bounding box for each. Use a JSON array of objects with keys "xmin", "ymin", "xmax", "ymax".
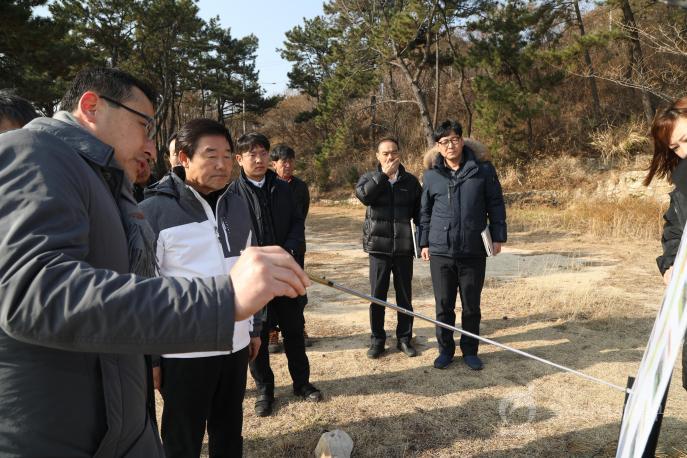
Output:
[
  {"xmin": 499, "ymin": 156, "xmax": 593, "ymax": 193},
  {"xmin": 589, "ymin": 119, "xmax": 651, "ymax": 166},
  {"xmin": 484, "ymin": 278, "xmax": 617, "ymax": 325},
  {"xmin": 508, "ymin": 197, "xmax": 668, "ymax": 241}
]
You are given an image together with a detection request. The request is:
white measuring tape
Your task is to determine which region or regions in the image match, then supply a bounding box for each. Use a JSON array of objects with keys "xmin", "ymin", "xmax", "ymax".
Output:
[{"xmin": 308, "ymin": 273, "xmax": 631, "ymax": 394}]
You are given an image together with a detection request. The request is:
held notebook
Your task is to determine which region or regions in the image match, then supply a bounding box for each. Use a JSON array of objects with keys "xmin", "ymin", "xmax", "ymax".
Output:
[{"xmin": 481, "ymin": 227, "xmax": 493, "ymax": 257}]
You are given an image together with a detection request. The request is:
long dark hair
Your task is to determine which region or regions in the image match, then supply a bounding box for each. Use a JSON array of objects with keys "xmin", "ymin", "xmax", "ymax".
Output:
[{"xmin": 645, "ymin": 96, "xmax": 687, "ymax": 185}]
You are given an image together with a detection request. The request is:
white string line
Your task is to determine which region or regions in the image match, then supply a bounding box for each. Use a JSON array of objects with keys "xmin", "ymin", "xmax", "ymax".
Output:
[{"xmin": 308, "ymin": 273, "xmax": 631, "ymax": 394}]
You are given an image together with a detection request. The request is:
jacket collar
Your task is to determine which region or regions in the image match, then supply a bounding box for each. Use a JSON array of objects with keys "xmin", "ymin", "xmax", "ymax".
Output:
[
  {"xmin": 240, "ymin": 168, "xmax": 277, "ymax": 189},
  {"xmin": 673, "ymin": 158, "xmax": 687, "ymax": 195},
  {"xmin": 144, "ymin": 169, "xmax": 185, "ymax": 199},
  {"xmin": 26, "ymin": 112, "xmax": 116, "ymax": 168},
  {"xmin": 432, "ymin": 145, "xmax": 478, "ymax": 180},
  {"xmin": 145, "ymin": 169, "xmax": 232, "ymax": 202}
]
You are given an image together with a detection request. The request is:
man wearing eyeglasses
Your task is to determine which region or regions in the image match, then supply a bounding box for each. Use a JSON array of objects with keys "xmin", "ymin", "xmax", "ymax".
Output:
[
  {"xmin": 0, "ymin": 67, "xmax": 309, "ymax": 456},
  {"xmin": 419, "ymin": 119, "xmax": 507, "ymax": 371},
  {"xmin": 230, "ymin": 132, "xmax": 322, "ymax": 418}
]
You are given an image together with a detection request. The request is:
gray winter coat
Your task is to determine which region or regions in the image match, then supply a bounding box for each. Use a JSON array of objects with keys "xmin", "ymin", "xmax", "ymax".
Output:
[{"xmin": 0, "ymin": 113, "xmax": 238, "ymax": 457}]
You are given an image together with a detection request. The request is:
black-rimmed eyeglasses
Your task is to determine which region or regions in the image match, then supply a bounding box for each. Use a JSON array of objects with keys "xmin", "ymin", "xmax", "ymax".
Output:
[
  {"xmin": 100, "ymin": 95, "xmax": 157, "ymax": 140},
  {"xmin": 437, "ymin": 136, "xmax": 462, "ymax": 147}
]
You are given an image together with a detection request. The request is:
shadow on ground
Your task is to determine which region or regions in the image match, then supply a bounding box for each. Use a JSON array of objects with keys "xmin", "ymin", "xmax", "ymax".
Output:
[{"xmin": 243, "ymin": 395, "xmax": 557, "ymax": 457}]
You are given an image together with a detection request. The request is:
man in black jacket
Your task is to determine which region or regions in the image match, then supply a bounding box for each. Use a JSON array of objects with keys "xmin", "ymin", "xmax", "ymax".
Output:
[
  {"xmin": 269, "ymin": 144, "xmax": 312, "ymax": 351},
  {"xmin": 419, "ymin": 120, "xmax": 507, "ymax": 371},
  {"xmin": 231, "ymin": 133, "xmax": 322, "ymax": 418},
  {"xmin": 356, "ymin": 137, "xmax": 422, "ymax": 358}
]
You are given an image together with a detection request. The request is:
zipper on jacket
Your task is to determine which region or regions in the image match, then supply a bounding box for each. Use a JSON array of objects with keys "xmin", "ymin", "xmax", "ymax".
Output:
[
  {"xmin": 390, "ymin": 178, "xmax": 395, "ymax": 254},
  {"xmin": 187, "ymin": 186, "xmax": 231, "ymax": 274},
  {"xmin": 193, "ymin": 186, "xmax": 239, "ymax": 353},
  {"xmin": 215, "ymin": 195, "xmax": 231, "ymax": 253}
]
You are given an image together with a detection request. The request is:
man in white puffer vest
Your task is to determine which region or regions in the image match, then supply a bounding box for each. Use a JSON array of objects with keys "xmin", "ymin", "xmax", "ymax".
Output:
[{"xmin": 140, "ymin": 118, "xmax": 261, "ymax": 458}]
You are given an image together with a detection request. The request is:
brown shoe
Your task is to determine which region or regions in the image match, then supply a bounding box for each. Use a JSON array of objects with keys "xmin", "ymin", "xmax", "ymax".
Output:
[
  {"xmin": 268, "ymin": 329, "xmax": 282, "ymax": 353},
  {"xmin": 303, "ymin": 329, "xmax": 313, "ymax": 347}
]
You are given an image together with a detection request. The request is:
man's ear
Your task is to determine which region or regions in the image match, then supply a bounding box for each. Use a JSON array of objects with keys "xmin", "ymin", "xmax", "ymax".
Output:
[
  {"xmin": 179, "ymin": 150, "xmax": 191, "ymax": 167},
  {"xmin": 235, "ymin": 154, "xmax": 244, "ymax": 167},
  {"xmin": 75, "ymin": 91, "xmax": 100, "ymax": 126}
]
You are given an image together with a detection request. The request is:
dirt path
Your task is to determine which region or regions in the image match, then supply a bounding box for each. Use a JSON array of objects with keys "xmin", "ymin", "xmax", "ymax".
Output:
[{"xmin": 208, "ymin": 204, "xmax": 687, "ymax": 457}]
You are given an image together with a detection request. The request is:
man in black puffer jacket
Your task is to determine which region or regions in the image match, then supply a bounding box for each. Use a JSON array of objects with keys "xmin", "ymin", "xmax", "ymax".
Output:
[
  {"xmin": 419, "ymin": 120, "xmax": 507, "ymax": 371},
  {"xmin": 356, "ymin": 137, "xmax": 422, "ymax": 359}
]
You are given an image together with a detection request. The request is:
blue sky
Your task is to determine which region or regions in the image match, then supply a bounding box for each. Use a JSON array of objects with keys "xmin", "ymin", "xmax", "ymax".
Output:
[
  {"xmin": 34, "ymin": 1, "xmax": 325, "ymax": 96},
  {"xmin": 197, "ymin": 0, "xmax": 324, "ymax": 96}
]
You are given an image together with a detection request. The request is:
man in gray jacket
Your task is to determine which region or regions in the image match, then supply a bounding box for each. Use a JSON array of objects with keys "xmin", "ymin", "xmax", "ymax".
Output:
[{"xmin": 0, "ymin": 67, "xmax": 308, "ymax": 457}]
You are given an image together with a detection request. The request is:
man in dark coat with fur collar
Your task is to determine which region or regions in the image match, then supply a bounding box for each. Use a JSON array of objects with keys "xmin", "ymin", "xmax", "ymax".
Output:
[{"xmin": 419, "ymin": 120, "xmax": 507, "ymax": 371}]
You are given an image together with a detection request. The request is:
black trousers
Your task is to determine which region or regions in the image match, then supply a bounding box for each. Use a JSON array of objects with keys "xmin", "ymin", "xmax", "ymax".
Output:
[
  {"xmin": 369, "ymin": 254, "xmax": 414, "ymax": 345},
  {"xmin": 429, "ymin": 255, "xmax": 486, "ymax": 357},
  {"xmin": 160, "ymin": 347, "xmax": 249, "ymax": 458},
  {"xmin": 249, "ymin": 297, "xmax": 309, "ymax": 395}
]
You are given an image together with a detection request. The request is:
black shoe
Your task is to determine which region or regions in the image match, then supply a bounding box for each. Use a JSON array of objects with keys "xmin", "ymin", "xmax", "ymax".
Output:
[
  {"xmin": 367, "ymin": 343, "xmax": 385, "ymax": 359},
  {"xmin": 397, "ymin": 340, "xmax": 417, "ymax": 357},
  {"xmin": 464, "ymin": 355, "xmax": 484, "ymax": 371},
  {"xmin": 433, "ymin": 353, "xmax": 454, "ymax": 369},
  {"xmin": 294, "ymin": 383, "xmax": 322, "ymax": 402},
  {"xmin": 254, "ymin": 394, "xmax": 275, "ymax": 417}
]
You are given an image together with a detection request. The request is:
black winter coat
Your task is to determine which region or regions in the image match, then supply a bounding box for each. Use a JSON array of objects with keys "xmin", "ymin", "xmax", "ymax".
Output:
[
  {"xmin": 355, "ymin": 164, "xmax": 422, "ymax": 256},
  {"xmin": 655, "ymin": 159, "xmax": 687, "ymax": 390},
  {"xmin": 287, "ymin": 175, "xmax": 310, "ymax": 257},
  {"xmin": 288, "ymin": 175, "xmax": 310, "ymax": 220},
  {"xmin": 419, "ymin": 147, "xmax": 507, "ymax": 258},
  {"xmin": 658, "ymin": 159, "xmax": 687, "ymax": 274},
  {"xmin": 228, "ymin": 169, "xmax": 305, "ymax": 257}
]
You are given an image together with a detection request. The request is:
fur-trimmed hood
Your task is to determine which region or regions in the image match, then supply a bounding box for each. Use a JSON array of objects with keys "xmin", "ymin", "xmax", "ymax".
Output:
[{"xmin": 422, "ymin": 138, "xmax": 490, "ymax": 170}]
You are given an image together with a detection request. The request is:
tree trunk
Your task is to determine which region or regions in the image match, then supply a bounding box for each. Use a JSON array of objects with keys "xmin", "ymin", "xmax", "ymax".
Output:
[
  {"xmin": 370, "ymin": 94, "xmax": 377, "ymax": 147},
  {"xmin": 396, "ymin": 57, "xmax": 435, "ymax": 147},
  {"xmin": 433, "ymin": 34, "xmax": 440, "ymax": 127},
  {"xmin": 572, "ymin": 0, "xmax": 601, "ymax": 122},
  {"xmin": 458, "ymin": 66, "xmax": 473, "ymax": 137},
  {"xmin": 619, "ymin": 0, "xmax": 655, "ymax": 122}
]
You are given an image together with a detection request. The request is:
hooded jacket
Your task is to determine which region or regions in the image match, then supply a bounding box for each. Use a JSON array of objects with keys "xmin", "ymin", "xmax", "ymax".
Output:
[
  {"xmin": 355, "ymin": 164, "xmax": 422, "ymax": 256},
  {"xmin": 419, "ymin": 146, "xmax": 507, "ymax": 258},
  {"xmin": 140, "ymin": 172, "xmax": 262, "ymax": 358},
  {"xmin": 0, "ymin": 113, "xmax": 238, "ymax": 457}
]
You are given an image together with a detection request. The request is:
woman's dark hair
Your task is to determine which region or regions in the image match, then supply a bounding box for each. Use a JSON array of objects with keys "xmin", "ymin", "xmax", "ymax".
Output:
[
  {"xmin": 236, "ymin": 132, "xmax": 270, "ymax": 154},
  {"xmin": 60, "ymin": 67, "xmax": 158, "ymax": 112},
  {"xmin": 433, "ymin": 120, "xmax": 463, "ymax": 143},
  {"xmin": 645, "ymin": 96, "xmax": 687, "ymax": 185},
  {"xmin": 176, "ymin": 118, "xmax": 233, "ymax": 159},
  {"xmin": 0, "ymin": 90, "xmax": 40, "ymax": 127},
  {"xmin": 270, "ymin": 144, "xmax": 296, "ymax": 161}
]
